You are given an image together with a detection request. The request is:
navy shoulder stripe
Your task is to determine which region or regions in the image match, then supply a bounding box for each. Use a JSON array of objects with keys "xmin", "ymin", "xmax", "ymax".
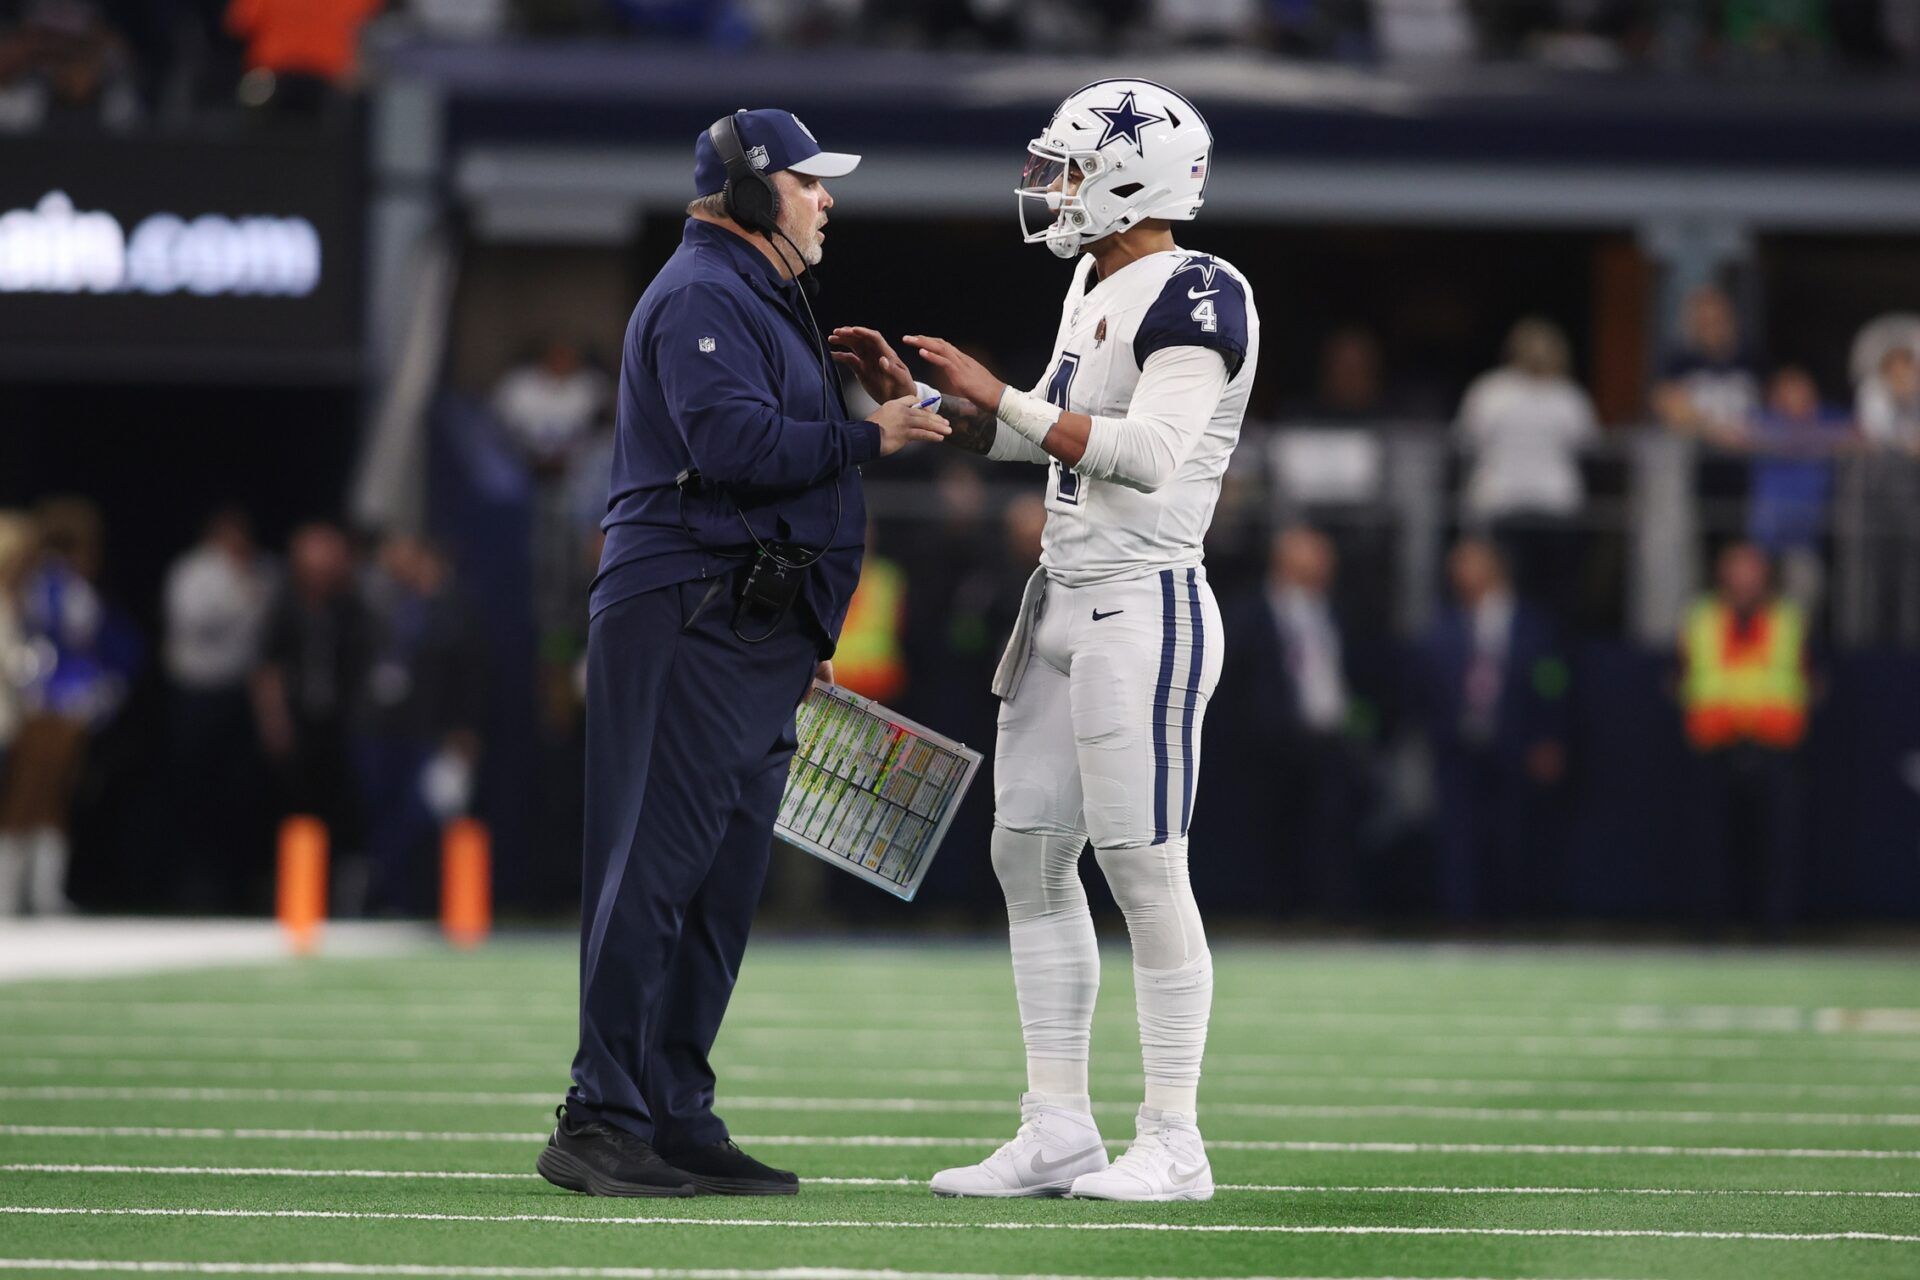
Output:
[{"xmin": 1133, "ymin": 254, "xmax": 1247, "ymax": 377}]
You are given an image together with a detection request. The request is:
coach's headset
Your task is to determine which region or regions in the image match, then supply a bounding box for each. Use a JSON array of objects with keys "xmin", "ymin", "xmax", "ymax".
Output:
[{"xmin": 678, "ymin": 112, "xmax": 844, "ymax": 642}]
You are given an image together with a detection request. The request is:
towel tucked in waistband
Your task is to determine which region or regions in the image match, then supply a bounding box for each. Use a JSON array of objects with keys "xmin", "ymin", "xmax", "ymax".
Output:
[{"xmin": 989, "ymin": 566, "xmax": 1048, "ymax": 701}]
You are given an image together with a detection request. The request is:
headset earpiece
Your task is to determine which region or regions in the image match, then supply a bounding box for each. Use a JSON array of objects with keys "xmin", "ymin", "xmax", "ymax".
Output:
[{"xmin": 708, "ymin": 112, "xmax": 781, "ymax": 237}]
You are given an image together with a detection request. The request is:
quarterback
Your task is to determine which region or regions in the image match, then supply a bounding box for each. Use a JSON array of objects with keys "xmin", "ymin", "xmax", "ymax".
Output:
[{"xmin": 833, "ymin": 78, "xmax": 1257, "ymax": 1202}]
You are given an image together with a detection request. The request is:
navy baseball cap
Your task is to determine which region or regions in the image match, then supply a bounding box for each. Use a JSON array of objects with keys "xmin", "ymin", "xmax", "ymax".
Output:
[{"xmin": 693, "ymin": 109, "xmax": 861, "ymax": 197}]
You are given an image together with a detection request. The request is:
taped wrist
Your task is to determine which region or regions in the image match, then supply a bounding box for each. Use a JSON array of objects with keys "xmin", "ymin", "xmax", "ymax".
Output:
[{"xmin": 997, "ymin": 385, "xmax": 1063, "ymax": 446}]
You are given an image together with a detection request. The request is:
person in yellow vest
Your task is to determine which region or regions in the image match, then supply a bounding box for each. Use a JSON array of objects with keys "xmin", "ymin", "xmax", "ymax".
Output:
[
  {"xmin": 832, "ymin": 523, "xmax": 907, "ymax": 704},
  {"xmin": 1680, "ymin": 541, "xmax": 1811, "ymax": 937}
]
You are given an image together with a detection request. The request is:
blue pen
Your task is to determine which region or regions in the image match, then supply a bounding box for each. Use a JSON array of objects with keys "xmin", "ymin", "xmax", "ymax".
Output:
[{"xmin": 916, "ymin": 394, "xmax": 942, "ymax": 409}]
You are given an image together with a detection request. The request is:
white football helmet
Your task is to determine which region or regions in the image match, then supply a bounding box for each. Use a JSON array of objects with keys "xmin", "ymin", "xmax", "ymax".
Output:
[{"xmin": 1017, "ymin": 79, "xmax": 1212, "ymax": 260}]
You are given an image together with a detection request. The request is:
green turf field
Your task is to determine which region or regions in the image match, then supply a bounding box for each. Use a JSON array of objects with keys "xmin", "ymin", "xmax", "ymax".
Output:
[{"xmin": 2, "ymin": 937, "xmax": 1918, "ymax": 1279}]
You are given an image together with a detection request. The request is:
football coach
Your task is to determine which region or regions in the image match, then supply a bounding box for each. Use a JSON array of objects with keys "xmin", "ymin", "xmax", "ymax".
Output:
[{"xmin": 540, "ymin": 109, "xmax": 948, "ymax": 1199}]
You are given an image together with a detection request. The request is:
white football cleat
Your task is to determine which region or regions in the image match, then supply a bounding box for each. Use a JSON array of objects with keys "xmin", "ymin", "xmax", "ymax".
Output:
[
  {"xmin": 929, "ymin": 1093, "xmax": 1109, "ymax": 1198},
  {"xmin": 1068, "ymin": 1106, "xmax": 1213, "ymax": 1201}
]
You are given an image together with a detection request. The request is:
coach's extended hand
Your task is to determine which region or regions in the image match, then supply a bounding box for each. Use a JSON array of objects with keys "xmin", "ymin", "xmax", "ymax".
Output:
[{"xmin": 829, "ymin": 326, "xmax": 915, "ymax": 402}]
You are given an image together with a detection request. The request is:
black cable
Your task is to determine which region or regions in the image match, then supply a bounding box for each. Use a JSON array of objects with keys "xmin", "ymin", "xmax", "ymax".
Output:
[{"xmin": 723, "ymin": 224, "xmax": 841, "ymax": 575}]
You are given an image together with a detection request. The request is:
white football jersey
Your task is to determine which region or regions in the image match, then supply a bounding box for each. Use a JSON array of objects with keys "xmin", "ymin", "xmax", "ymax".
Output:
[{"xmin": 1030, "ymin": 248, "xmax": 1259, "ymax": 586}]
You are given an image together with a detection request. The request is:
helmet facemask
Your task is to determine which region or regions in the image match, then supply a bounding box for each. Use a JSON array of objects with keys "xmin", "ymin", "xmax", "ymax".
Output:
[{"xmin": 1017, "ymin": 142, "xmax": 1112, "ymax": 260}]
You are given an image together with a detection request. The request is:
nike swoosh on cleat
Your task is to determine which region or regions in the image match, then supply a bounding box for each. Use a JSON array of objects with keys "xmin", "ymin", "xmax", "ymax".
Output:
[
  {"xmin": 1168, "ymin": 1162, "xmax": 1207, "ymax": 1185},
  {"xmin": 1091, "ymin": 608, "xmax": 1124, "ymax": 620},
  {"xmin": 1029, "ymin": 1145, "xmax": 1105, "ymax": 1178},
  {"xmin": 1186, "ymin": 287, "xmax": 1219, "ymax": 299}
]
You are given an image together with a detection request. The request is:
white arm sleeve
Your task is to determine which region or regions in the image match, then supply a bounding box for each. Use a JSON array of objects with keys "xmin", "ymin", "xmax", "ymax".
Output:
[{"xmin": 1074, "ymin": 345, "xmax": 1230, "ymax": 492}]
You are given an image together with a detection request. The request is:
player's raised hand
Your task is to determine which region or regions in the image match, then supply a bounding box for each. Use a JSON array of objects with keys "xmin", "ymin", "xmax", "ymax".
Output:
[
  {"xmin": 830, "ymin": 327, "xmax": 915, "ymax": 403},
  {"xmin": 867, "ymin": 393, "xmax": 951, "ymax": 456},
  {"xmin": 903, "ymin": 335, "xmax": 1006, "ymax": 413}
]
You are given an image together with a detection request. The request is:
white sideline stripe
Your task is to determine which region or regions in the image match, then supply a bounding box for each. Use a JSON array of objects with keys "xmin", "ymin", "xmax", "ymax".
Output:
[
  {"xmin": 6, "ymin": 1125, "xmax": 1920, "ymax": 1160},
  {"xmin": 9, "ymin": 1165, "xmax": 1918, "ymax": 1199},
  {"xmin": 6, "ymin": 997, "xmax": 1919, "ymax": 1037},
  {"xmin": 7, "ymin": 1086, "xmax": 1918, "ymax": 1128},
  {"xmin": 0, "ymin": 1265, "xmax": 1637, "ymax": 1280},
  {"xmin": 7, "ymin": 1031, "xmax": 1919, "ymax": 1068},
  {"xmin": 3, "ymin": 1206, "xmax": 1918, "ymax": 1243},
  {"xmin": 8, "ymin": 1057, "xmax": 1920, "ymax": 1100}
]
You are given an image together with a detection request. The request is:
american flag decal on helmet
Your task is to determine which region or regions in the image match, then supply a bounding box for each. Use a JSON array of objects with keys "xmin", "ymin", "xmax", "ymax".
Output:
[{"xmin": 1190, "ymin": 161, "xmax": 1206, "ymax": 179}]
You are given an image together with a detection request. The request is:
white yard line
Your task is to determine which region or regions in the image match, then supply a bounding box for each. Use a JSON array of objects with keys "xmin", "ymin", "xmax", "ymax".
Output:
[
  {"xmin": 6, "ymin": 1029, "xmax": 1917, "ymax": 1066},
  {"xmin": 2, "ymin": 1206, "xmax": 1917, "ymax": 1243},
  {"xmin": 7, "ymin": 1086, "xmax": 1918, "ymax": 1128},
  {"xmin": 7, "ymin": 1164, "xmax": 1918, "ymax": 1199},
  {"xmin": 5, "ymin": 1125, "xmax": 1919, "ymax": 1159},
  {"xmin": 7, "ymin": 1058, "xmax": 1918, "ymax": 1101},
  {"xmin": 7, "ymin": 996, "xmax": 1918, "ymax": 1036},
  {"xmin": 0, "ymin": 1262, "xmax": 1648, "ymax": 1280}
]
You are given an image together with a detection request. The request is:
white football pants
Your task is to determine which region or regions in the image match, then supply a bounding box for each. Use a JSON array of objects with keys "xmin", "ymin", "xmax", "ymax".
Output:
[
  {"xmin": 991, "ymin": 567, "xmax": 1221, "ymax": 1113},
  {"xmin": 994, "ymin": 567, "xmax": 1223, "ymax": 854}
]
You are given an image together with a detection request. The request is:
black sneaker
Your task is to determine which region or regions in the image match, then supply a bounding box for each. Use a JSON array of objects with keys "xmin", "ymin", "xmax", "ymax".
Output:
[
  {"xmin": 537, "ymin": 1106, "xmax": 696, "ymax": 1197},
  {"xmin": 661, "ymin": 1138, "xmax": 799, "ymax": 1195}
]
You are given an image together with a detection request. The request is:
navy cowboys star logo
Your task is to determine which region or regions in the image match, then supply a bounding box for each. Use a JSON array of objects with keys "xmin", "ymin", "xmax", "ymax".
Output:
[
  {"xmin": 1171, "ymin": 253, "xmax": 1220, "ymax": 289},
  {"xmin": 1091, "ymin": 90, "xmax": 1166, "ymax": 152}
]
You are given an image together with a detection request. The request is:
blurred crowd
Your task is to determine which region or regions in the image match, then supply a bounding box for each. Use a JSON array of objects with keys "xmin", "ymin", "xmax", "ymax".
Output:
[
  {"xmin": 3, "ymin": 0, "xmax": 1915, "ymax": 132},
  {"xmin": 0, "ymin": 500, "xmax": 486, "ymax": 917},
  {"xmin": 5, "ymin": 285, "xmax": 1918, "ymax": 932},
  {"xmin": 0, "ymin": 0, "xmax": 382, "ymax": 129},
  {"xmin": 435, "ymin": 276, "xmax": 1919, "ymax": 937}
]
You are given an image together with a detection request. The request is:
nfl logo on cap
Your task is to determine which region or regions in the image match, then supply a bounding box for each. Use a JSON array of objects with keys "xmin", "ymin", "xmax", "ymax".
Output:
[{"xmin": 747, "ymin": 145, "xmax": 770, "ymax": 170}]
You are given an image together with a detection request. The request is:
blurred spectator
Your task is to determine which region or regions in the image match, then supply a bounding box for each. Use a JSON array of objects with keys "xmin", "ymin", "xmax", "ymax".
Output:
[
  {"xmin": 607, "ymin": 0, "xmax": 755, "ymax": 47},
  {"xmin": 1263, "ymin": 0, "xmax": 1373, "ymax": 59},
  {"xmin": 1212, "ymin": 526, "xmax": 1371, "ymax": 919},
  {"xmin": 495, "ymin": 337, "xmax": 610, "ymax": 650},
  {"xmin": 355, "ymin": 534, "xmax": 486, "ymax": 916},
  {"xmin": 1456, "ymin": 316, "xmax": 1599, "ymax": 620},
  {"xmin": 1746, "ymin": 365, "xmax": 1851, "ymax": 615},
  {"xmin": 1415, "ymin": 537, "xmax": 1567, "ymax": 923},
  {"xmin": 224, "ymin": 0, "xmax": 382, "ymax": 113},
  {"xmin": 1680, "ymin": 541, "xmax": 1808, "ymax": 936},
  {"xmin": 1152, "ymin": 0, "xmax": 1259, "ymax": 46},
  {"xmin": 1857, "ymin": 342, "xmax": 1920, "ymax": 453},
  {"xmin": 832, "ymin": 522, "xmax": 907, "ymax": 703},
  {"xmin": 1722, "ymin": 0, "xmax": 1830, "ymax": 68},
  {"xmin": 1854, "ymin": 344, "xmax": 1920, "ymax": 645},
  {"xmin": 1475, "ymin": 0, "xmax": 1645, "ymax": 70},
  {"xmin": 0, "ymin": 498, "xmax": 139, "ymax": 916},
  {"xmin": 1370, "ymin": 0, "xmax": 1475, "ymax": 62},
  {"xmin": 251, "ymin": 522, "xmax": 368, "ymax": 886},
  {"xmin": 163, "ymin": 508, "xmax": 277, "ymax": 910},
  {"xmin": 491, "ymin": 337, "xmax": 610, "ymax": 472},
  {"xmin": 0, "ymin": 0, "xmax": 139, "ymax": 131},
  {"xmin": 0, "ymin": 511, "xmax": 34, "ymax": 912},
  {"xmin": 1299, "ymin": 326, "xmax": 1394, "ymax": 425},
  {"xmin": 1653, "ymin": 284, "xmax": 1760, "ymax": 449},
  {"xmin": 893, "ymin": 463, "xmax": 994, "ymax": 707}
]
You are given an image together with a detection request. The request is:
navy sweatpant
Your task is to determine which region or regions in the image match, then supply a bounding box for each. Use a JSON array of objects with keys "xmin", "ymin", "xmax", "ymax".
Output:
[{"xmin": 567, "ymin": 576, "xmax": 817, "ymax": 1150}]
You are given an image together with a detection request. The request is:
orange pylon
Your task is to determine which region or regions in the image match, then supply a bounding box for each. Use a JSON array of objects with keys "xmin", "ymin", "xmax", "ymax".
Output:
[
  {"xmin": 441, "ymin": 817, "xmax": 492, "ymax": 949},
  {"xmin": 276, "ymin": 815, "xmax": 328, "ymax": 954}
]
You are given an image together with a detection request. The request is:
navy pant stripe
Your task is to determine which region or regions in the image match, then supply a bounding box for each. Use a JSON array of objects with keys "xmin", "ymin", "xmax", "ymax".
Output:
[
  {"xmin": 1180, "ymin": 567, "xmax": 1203, "ymax": 837},
  {"xmin": 1152, "ymin": 568, "xmax": 1177, "ymax": 845}
]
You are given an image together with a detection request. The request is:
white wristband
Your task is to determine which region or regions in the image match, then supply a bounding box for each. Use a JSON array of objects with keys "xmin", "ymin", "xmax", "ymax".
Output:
[{"xmin": 997, "ymin": 385, "xmax": 1063, "ymax": 445}]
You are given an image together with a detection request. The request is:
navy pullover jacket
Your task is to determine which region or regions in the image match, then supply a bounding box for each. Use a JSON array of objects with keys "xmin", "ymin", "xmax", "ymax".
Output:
[{"xmin": 590, "ymin": 218, "xmax": 880, "ymax": 653}]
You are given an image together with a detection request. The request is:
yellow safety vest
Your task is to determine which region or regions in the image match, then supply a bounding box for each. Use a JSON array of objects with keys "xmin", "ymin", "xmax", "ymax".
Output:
[
  {"xmin": 1681, "ymin": 599, "xmax": 1808, "ymax": 750},
  {"xmin": 834, "ymin": 557, "xmax": 906, "ymax": 703}
]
